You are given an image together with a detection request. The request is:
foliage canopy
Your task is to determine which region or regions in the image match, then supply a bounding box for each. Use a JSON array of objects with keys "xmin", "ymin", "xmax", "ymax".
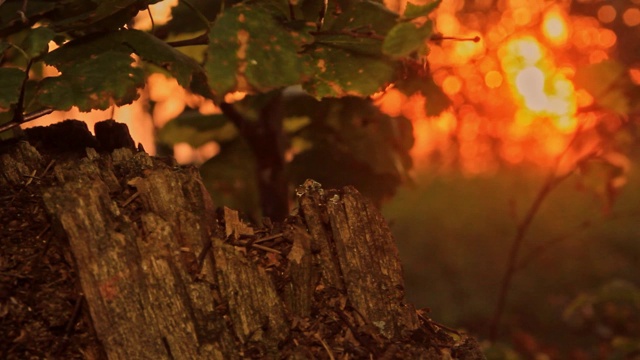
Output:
[{"xmin": 0, "ymin": 0, "xmax": 447, "ymax": 218}]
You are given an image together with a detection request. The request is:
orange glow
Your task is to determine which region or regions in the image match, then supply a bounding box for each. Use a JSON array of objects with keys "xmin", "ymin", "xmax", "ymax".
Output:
[
  {"xmin": 485, "ymin": 71, "xmax": 503, "ymax": 88},
  {"xmin": 386, "ymin": 0, "xmax": 624, "ymax": 173},
  {"xmin": 597, "ymin": 5, "xmax": 617, "ymax": 24},
  {"xmin": 500, "ymin": 36, "xmax": 579, "ymax": 133},
  {"xmin": 630, "ymin": 67, "xmax": 640, "ymax": 85},
  {"xmin": 442, "ymin": 75, "xmax": 463, "ymax": 95},
  {"xmin": 542, "ymin": 6, "xmax": 569, "ymax": 46},
  {"xmin": 623, "ymin": 8, "xmax": 640, "ymax": 27}
]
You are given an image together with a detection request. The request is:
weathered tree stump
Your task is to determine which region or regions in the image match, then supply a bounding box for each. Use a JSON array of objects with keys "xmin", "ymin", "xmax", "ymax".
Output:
[{"xmin": 0, "ymin": 120, "xmax": 484, "ymax": 359}]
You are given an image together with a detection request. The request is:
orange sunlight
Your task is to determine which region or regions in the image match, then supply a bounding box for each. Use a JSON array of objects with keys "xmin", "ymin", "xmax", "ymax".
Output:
[{"xmin": 377, "ymin": 0, "xmax": 619, "ymax": 174}]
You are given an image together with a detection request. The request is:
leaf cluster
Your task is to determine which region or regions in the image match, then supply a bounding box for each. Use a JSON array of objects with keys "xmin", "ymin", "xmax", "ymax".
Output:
[
  {"xmin": 0, "ymin": 0, "xmax": 445, "ymax": 214},
  {"xmin": 0, "ymin": 0, "xmax": 446, "ymax": 117}
]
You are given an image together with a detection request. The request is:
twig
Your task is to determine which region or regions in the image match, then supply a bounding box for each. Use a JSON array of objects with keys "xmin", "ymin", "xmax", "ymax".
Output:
[
  {"xmin": 254, "ymin": 232, "xmax": 283, "ymax": 244},
  {"xmin": 314, "ymin": 333, "xmax": 335, "ymax": 360},
  {"xmin": 196, "ymin": 238, "xmax": 213, "ymax": 274},
  {"xmin": 52, "ymin": 294, "xmax": 84, "ymax": 356},
  {"xmin": 251, "ymin": 244, "xmax": 281, "ymax": 254},
  {"xmin": 41, "ymin": 159, "xmax": 56, "ymax": 178},
  {"xmin": 0, "ymin": 271, "xmax": 32, "ymax": 279},
  {"xmin": 23, "ymin": 169, "xmax": 37, "ymax": 186},
  {"xmin": 0, "ymin": 108, "xmax": 54, "ymax": 133},
  {"xmin": 488, "ymin": 125, "xmax": 585, "ymax": 342},
  {"xmin": 120, "ymin": 191, "xmax": 140, "ymax": 207},
  {"xmin": 146, "ymin": 5, "xmax": 155, "ymax": 32}
]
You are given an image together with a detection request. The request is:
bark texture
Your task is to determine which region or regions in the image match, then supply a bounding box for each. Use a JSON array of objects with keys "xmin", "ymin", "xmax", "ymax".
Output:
[{"xmin": 0, "ymin": 120, "xmax": 485, "ymax": 359}]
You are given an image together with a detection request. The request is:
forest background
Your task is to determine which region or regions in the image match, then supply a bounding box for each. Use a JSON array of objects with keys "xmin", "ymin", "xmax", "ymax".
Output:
[{"xmin": 2, "ymin": 0, "xmax": 640, "ymax": 358}]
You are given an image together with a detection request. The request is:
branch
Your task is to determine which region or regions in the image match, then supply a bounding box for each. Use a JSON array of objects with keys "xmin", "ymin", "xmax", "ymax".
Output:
[
  {"xmin": 488, "ymin": 125, "xmax": 584, "ymax": 342},
  {"xmin": 0, "ymin": 108, "xmax": 54, "ymax": 133}
]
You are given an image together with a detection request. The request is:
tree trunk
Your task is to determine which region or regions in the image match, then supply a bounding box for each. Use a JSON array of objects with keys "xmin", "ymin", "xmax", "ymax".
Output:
[{"xmin": 0, "ymin": 120, "xmax": 485, "ymax": 359}]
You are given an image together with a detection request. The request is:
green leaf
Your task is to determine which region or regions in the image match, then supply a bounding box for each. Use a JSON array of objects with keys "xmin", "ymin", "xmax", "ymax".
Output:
[
  {"xmin": 382, "ymin": 21, "xmax": 432, "ymax": 58},
  {"xmin": 0, "ymin": 1, "xmax": 57, "ymax": 36},
  {"xmin": 403, "ymin": 0, "xmax": 441, "ymax": 20},
  {"xmin": 302, "ymin": 45, "xmax": 397, "ymax": 98},
  {"xmin": 199, "ymin": 138, "xmax": 261, "ymax": 219},
  {"xmin": 21, "ymin": 27, "xmax": 56, "ymax": 59},
  {"xmin": 314, "ymin": 34, "xmax": 383, "ymax": 57},
  {"xmin": 51, "ymin": 0, "xmax": 160, "ymax": 35},
  {"xmin": 117, "ymin": 30, "xmax": 212, "ymax": 98},
  {"xmin": 35, "ymin": 50, "xmax": 144, "ymax": 112},
  {"xmin": 329, "ymin": 1, "xmax": 397, "ymax": 34},
  {"xmin": 160, "ymin": 0, "xmax": 223, "ymax": 35},
  {"xmin": 158, "ymin": 112, "xmax": 238, "ymax": 147},
  {"xmin": 205, "ymin": 3, "xmax": 312, "ymax": 95},
  {"xmin": 44, "ymin": 29, "xmax": 211, "ymax": 99},
  {"xmin": 574, "ymin": 60, "xmax": 631, "ymax": 115},
  {"xmin": 0, "ymin": 67, "xmax": 25, "ymax": 112}
]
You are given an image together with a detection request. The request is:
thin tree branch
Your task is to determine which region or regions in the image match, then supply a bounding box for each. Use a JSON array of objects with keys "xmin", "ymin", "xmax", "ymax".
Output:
[
  {"xmin": 488, "ymin": 125, "xmax": 585, "ymax": 342},
  {"xmin": 0, "ymin": 108, "xmax": 54, "ymax": 133}
]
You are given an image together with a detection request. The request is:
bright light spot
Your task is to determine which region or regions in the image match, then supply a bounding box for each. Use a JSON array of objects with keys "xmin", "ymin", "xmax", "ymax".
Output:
[
  {"xmin": 485, "ymin": 70, "xmax": 503, "ymax": 88},
  {"xmin": 575, "ymin": 89, "xmax": 594, "ymax": 108},
  {"xmin": 589, "ymin": 50, "xmax": 609, "ymax": 64},
  {"xmin": 597, "ymin": 5, "xmax": 617, "ymax": 24},
  {"xmin": 442, "ymin": 75, "xmax": 463, "ymax": 95},
  {"xmin": 598, "ymin": 28, "xmax": 617, "ymax": 48},
  {"xmin": 133, "ymin": 0, "xmax": 179, "ymax": 30},
  {"xmin": 513, "ymin": 38, "xmax": 542, "ymax": 63},
  {"xmin": 623, "ymin": 7, "xmax": 640, "ymax": 27},
  {"xmin": 375, "ymin": 88, "xmax": 406, "ymax": 117},
  {"xmin": 436, "ymin": 13, "xmax": 460, "ymax": 35},
  {"xmin": 174, "ymin": 143, "xmax": 195, "ymax": 164},
  {"xmin": 512, "ymin": 8, "xmax": 533, "ymax": 26},
  {"xmin": 630, "ymin": 67, "xmax": 640, "ymax": 84},
  {"xmin": 542, "ymin": 7, "xmax": 569, "ymax": 46},
  {"xmin": 515, "ymin": 67, "xmax": 547, "ymax": 111}
]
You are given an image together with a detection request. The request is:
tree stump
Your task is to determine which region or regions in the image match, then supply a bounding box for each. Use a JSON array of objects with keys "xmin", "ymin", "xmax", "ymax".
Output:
[{"xmin": 0, "ymin": 120, "xmax": 485, "ymax": 359}]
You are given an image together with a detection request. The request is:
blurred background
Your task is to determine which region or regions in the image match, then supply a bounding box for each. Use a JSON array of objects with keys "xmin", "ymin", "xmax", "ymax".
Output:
[{"xmin": 23, "ymin": 0, "xmax": 640, "ymax": 357}]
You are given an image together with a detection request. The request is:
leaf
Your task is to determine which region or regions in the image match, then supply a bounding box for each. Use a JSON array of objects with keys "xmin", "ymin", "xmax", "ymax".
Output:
[
  {"xmin": 283, "ymin": 116, "xmax": 311, "ymax": 133},
  {"xmin": 117, "ymin": 30, "xmax": 211, "ymax": 98},
  {"xmin": 158, "ymin": 112, "xmax": 238, "ymax": 147},
  {"xmin": 199, "ymin": 138, "xmax": 261, "ymax": 219},
  {"xmin": 0, "ymin": 1, "xmax": 58, "ymax": 36},
  {"xmin": 314, "ymin": 33, "xmax": 383, "ymax": 57},
  {"xmin": 35, "ymin": 50, "xmax": 144, "ymax": 112},
  {"xmin": 51, "ymin": 0, "xmax": 160, "ymax": 35},
  {"xmin": 285, "ymin": 95, "xmax": 413, "ymax": 203},
  {"xmin": 160, "ymin": 0, "xmax": 223, "ymax": 35},
  {"xmin": 44, "ymin": 29, "xmax": 211, "ymax": 99},
  {"xmin": 21, "ymin": 27, "xmax": 56, "ymax": 59},
  {"xmin": 395, "ymin": 66, "xmax": 450, "ymax": 116},
  {"xmin": 382, "ymin": 21, "xmax": 432, "ymax": 58},
  {"xmin": 205, "ymin": 3, "xmax": 312, "ymax": 95},
  {"xmin": 403, "ymin": 0, "xmax": 441, "ymax": 20},
  {"xmin": 576, "ymin": 156, "xmax": 627, "ymax": 214},
  {"xmin": 574, "ymin": 60, "xmax": 631, "ymax": 115},
  {"xmin": 0, "ymin": 67, "xmax": 25, "ymax": 112},
  {"xmin": 329, "ymin": 1, "xmax": 397, "ymax": 34},
  {"xmin": 302, "ymin": 45, "xmax": 397, "ymax": 98},
  {"xmin": 0, "ymin": 42, "xmax": 10, "ymax": 56}
]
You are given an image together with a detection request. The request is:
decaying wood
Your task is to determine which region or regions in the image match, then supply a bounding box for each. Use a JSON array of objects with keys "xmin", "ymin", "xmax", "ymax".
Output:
[{"xmin": 0, "ymin": 120, "xmax": 485, "ymax": 359}]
